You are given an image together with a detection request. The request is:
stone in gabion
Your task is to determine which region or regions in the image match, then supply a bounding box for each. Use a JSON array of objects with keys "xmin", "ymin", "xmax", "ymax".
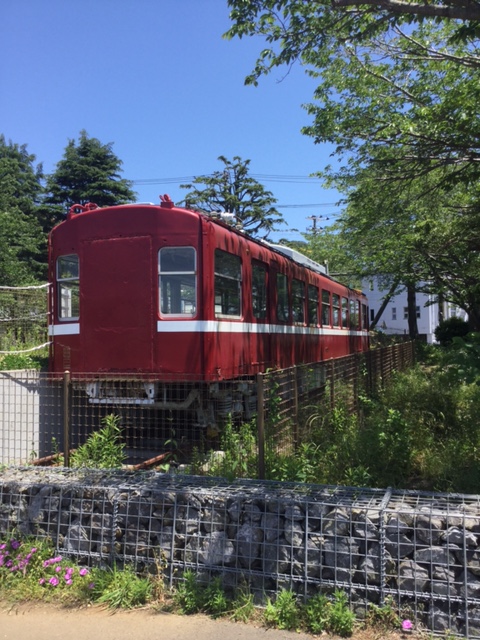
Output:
[
  {"xmin": 236, "ymin": 523, "xmax": 263, "ymax": 568},
  {"xmin": 385, "ymin": 515, "xmax": 414, "ymax": 559},
  {"xmin": 198, "ymin": 530, "xmax": 235, "ymax": 566},
  {"xmin": 63, "ymin": 522, "xmax": 90, "ymax": 553},
  {"xmin": 397, "ymin": 559, "xmax": 429, "ymax": 592},
  {"xmin": 263, "ymin": 536, "xmax": 291, "ymax": 575}
]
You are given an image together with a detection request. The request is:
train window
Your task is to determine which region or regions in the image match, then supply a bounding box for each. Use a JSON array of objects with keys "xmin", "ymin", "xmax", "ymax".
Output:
[
  {"xmin": 332, "ymin": 293, "xmax": 340, "ymax": 327},
  {"xmin": 321, "ymin": 290, "xmax": 331, "ymax": 326},
  {"xmin": 276, "ymin": 273, "xmax": 289, "ymax": 322},
  {"xmin": 57, "ymin": 254, "xmax": 79, "ymax": 320},
  {"xmin": 350, "ymin": 299, "xmax": 359, "ymax": 329},
  {"xmin": 252, "ymin": 262, "xmax": 267, "ymax": 320},
  {"xmin": 214, "ymin": 249, "xmax": 241, "ymax": 317},
  {"xmin": 159, "ymin": 247, "xmax": 197, "ymax": 316},
  {"xmin": 362, "ymin": 303, "xmax": 369, "ymax": 329},
  {"xmin": 307, "ymin": 285, "xmax": 319, "ymax": 326},
  {"xmin": 292, "ymin": 279, "xmax": 305, "ymax": 324},
  {"xmin": 342, "ymin": 297, "xmax": 349, "ymax": 328}
]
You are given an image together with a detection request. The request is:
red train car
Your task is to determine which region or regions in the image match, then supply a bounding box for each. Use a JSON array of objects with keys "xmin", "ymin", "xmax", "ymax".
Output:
[{"xmin": 48, "ymin": 196, "xmax": 368, "ymax": 423}]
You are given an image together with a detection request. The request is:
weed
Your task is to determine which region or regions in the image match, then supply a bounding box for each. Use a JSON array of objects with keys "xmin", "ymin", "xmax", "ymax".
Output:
[
  {"xmin": 303, "ymin": 592, "xmax": 330, "ymax": 634},
  {"xmin": 328, "ymin": 590, "xmax": 355, "ymax": 637},
  {"xmin": 264, "ymin": 589, "xmax": 299, "ymax": 630},
  {"xmin": 92, "ymin": 563, "xmax": 152, "ymax": 609},
  {"xmin": 203, "ymin": 576, "xmax": 229, "ymax": 617},
  {"xmin": 207, "ymin": 418, "xmax": 257, "ymax": 480},
  {"xmin": 70, "ymin": 414, "xmax": 126, "ymax": 469},
  {"xmin": 366, "ymin": 597, "xmax": 401, "ymax": 630},
  {"xmin": 230, "ymin": 587, "xmax": 255, "ymax": 622},
  {"xmin": 173, "ymin": 569, "xmax": 205, "ymax": 614}
]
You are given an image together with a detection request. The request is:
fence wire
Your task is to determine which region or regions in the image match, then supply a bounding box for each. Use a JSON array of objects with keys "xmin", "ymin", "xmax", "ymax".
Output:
[
  {"xmin": 0, "ymin": 284, "xmax": 50, "ymax": 354},
  {"xmin": 0, "ymin": 342, "xmax": 415, "ymax": 470}
]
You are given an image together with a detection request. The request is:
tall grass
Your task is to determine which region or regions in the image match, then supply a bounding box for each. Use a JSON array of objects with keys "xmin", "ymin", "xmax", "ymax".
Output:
[{"xmin": 199, "ymin": 342, "xmax": 480, "ymax": 493}]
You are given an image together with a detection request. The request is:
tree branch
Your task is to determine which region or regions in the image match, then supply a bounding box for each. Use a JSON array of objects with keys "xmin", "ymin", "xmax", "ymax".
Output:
[{"xmin": 331, "ymin": 0, "xmax": 480, "ymax": 22}]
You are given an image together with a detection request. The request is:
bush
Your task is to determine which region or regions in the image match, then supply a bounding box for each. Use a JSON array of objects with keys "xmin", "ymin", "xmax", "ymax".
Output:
[
  {"xmin": 70, "ymin": 414, "xmax": 126, "ymax": 469},
  {"xmin": 434, "ymin": 316, "xmax": 470, "ymax": 346}
]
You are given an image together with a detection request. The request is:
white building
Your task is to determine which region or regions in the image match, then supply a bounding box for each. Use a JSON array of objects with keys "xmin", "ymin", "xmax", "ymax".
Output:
[{"xmin": 364, "ymin": 279, "xmax": 468, "ymax": 343}]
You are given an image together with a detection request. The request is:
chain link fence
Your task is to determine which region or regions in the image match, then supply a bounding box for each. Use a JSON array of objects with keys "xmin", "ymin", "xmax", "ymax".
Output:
[{"xmin": 0, "ymin": 342, "xmax": 415, "ymax": 471}]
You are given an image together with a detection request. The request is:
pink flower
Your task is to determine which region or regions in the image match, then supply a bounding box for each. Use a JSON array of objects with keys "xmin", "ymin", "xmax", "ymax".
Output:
[
  {"xmin": 49, "ymin": 577, "xmax": 59, "ymax": 586},
  {"xmin": 79, "ymin": 568, "xmax": 89, "ymax": 576},
  {"xmin": 38, "ymin": 578, "xmax": 45, "ymax": 585},
  {"xmin": 402, "ymin": 619, "xmax": 413, "ymax": 631}
]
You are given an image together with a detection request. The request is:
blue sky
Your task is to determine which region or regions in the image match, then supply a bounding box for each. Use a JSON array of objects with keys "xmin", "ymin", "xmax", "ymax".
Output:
[{"xmin": 1, "ymin": 0, "xmax": 341, "ymax": 241}]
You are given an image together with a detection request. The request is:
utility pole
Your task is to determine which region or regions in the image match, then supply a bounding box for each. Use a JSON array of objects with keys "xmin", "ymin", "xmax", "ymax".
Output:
[{"xmin": 307, "ymin": 215, "xmax": 321, "ymax": 235}]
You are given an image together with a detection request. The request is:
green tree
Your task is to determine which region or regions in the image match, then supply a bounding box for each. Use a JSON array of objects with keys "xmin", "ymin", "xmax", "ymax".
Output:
[
  {"xmin": 226, "ymin": 5, "xmax": 480, "ymax": 198},
  {"xmin": 42, "ymin": 130, "xmax": 136, "ymax": 231},
  {"xmin": 0, "ymin": 136, "xmax": 46, "ymax": 284},
  {"xmin": 180, "ymin": 155, "xmax": 285, "ymax": 238},
  {"xmin": 226, "ymin": 2, "xmax": 480, "ymax": 327}
]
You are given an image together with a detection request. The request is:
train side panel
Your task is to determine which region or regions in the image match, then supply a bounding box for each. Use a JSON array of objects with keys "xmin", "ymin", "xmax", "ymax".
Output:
[{"xmin": 49, "ymin": 200, "xmax": 369, "ymax": 383}]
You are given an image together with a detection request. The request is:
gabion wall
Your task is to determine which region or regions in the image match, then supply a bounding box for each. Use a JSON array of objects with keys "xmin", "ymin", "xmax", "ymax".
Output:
[{"xmin": 1, "ymin": 467, "xmax": 479, "ymax": 638}]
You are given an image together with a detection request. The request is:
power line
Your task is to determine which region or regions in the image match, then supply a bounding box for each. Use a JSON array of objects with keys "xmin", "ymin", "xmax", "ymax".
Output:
[
  {"xmin": 277, "ymin": 204, "xmax": 339, "ymax": 210},
  {"xmin": 131, "ymin": 173, "xmax": 325, "ymax": 186}
]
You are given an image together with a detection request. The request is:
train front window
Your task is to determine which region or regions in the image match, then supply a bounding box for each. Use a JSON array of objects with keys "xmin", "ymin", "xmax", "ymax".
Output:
[
  {"xmin": 252, "ymin": 262, "xmax": 267, "ymax": 320},
  {"xmin": 159, "ymin": 247, "xmax": 197, "ymax": 316},
  {"xmin": 214, "ymin": 249, "xmax": 241, "ymax": 317},
  {"xmin": 57, "ymin": 254, "xmax": 79, "ymax": 320}
]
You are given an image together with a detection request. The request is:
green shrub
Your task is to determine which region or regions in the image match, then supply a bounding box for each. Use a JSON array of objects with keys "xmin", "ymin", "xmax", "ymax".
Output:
[
  {"xmin": 71, "ymin": 414, "xmax": 126, "ymax": 469},
  {"xmin": 92, "ymin": 563, "xmax": 152, "ymax": 609},
  {"xmin": 328, "ymin": 590, "xmax": 355, "ymax": 637},
  {"xmin": 174, "ymin": 570, "xmax": 230, "ymax": 617},
  {"xmin": 303, "ymin": 593, "xmax": 330, "ymax": 634},
  {"xmin": 264, "ymin": 589, "xmax": 299, "ymax": 630},
  {"xmin": 434, "ymin": 316, "xmax": 470, "ymax": 346}
]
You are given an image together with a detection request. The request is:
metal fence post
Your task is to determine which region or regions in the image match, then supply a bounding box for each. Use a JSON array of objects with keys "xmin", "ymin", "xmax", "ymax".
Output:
[
  {"xmin": 256, "ymin": 373, "xmax": 265, "ymax": 480},
  {"xmin": 63, "ymin": 370, "xmax": 71, "ymax": 467},
  {"xmin": 293, "ymin": 366, "xmax": 299, "ymax": 449}
]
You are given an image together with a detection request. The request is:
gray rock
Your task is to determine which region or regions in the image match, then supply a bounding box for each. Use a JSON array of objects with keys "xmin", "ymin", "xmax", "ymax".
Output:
[
  {"xmin": 63, "ymin": 522, "xmax": 90, "ymax": 553},
  {"xmin": 236, "ymin": 523, "xmax": 263, "ymax": 567},
  {"xmin": 198, "ymin": 531, "xmax": 235, "ymax": 566},
  {"xmin": 263, "ymin": 536, "xmax": 291, "ymax": 574},
  {"xmin": 398, "ymin": 559, "xmax": 429, "ymax": 592},
  {"xmin": 323, "ymin": 508, "xmax": 351, "ymax": 536}
]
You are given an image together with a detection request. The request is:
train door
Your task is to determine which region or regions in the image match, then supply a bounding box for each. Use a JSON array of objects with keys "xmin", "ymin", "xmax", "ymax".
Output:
[{"xmin": 80, "ymin": 236, "xmax": 154, "ymax": 372}]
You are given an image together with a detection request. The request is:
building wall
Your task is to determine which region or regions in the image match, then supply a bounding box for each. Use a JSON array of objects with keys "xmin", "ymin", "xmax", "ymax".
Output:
[{"xmin": 364, "ymin": 280, "xmax": 468, "ymax": 343}]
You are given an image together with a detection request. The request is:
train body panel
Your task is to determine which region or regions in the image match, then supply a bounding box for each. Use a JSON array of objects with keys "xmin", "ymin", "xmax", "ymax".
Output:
[{"xmin": 48, "ymin": 198, "xmax": 369, "ymax": 412}]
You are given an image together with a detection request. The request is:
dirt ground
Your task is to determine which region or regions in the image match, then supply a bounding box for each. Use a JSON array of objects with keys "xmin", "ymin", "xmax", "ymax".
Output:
[{"xmin": 0, "ymin": 602, "xmax": 418, "ymax": 640}]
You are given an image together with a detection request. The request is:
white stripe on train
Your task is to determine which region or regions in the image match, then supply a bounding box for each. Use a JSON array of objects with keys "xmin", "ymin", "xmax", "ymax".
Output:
[{"xmin": 49, "ymin": 321, "xmax": 367, "ymax": 338}]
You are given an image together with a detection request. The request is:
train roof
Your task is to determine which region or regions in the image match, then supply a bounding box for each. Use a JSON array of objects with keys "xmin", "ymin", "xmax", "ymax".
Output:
[{"xmin": 59, "ymin": 197, "xmax": 364, "ymax": 296}]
